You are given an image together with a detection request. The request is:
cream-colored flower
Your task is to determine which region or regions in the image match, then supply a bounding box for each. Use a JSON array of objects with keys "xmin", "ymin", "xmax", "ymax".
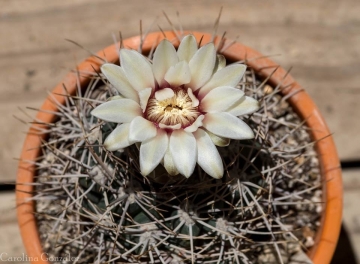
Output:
[{"xmin": 91, "ymin": 35, "xmax": 259, "ymax": 179}]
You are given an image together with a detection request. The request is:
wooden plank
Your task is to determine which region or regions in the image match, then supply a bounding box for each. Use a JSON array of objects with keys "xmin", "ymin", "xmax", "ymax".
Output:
[
  {"xmin": 342, "ymin": 170, "xmax": 360, "ymax": 262},
  {"xmin": 0, "ymin": 96, "xmax": 44, "ymax": 182},
  {"xmin": 0, "ymin": 192, "xmax": 27, "ymax": 263},
  {"xmin": 1, "ymin": 0, "xmax": 360, "ymax": 185}
]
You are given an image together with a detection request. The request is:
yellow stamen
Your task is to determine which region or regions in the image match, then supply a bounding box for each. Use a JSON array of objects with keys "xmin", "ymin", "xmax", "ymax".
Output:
[{"xmin": 146, "ymin": 88, "xmax": 200, "ymax": 127}]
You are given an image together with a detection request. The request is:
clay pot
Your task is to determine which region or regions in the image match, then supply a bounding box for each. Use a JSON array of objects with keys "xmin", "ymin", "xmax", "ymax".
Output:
[{"xmin": 16, "ymin": 31, "xmax": 342, "ymax": 264}]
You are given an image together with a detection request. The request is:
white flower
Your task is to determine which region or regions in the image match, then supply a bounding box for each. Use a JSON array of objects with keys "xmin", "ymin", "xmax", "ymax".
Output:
[{"xmin": 91, "ymin": 35, "xmax": 259, "ymax": 179}]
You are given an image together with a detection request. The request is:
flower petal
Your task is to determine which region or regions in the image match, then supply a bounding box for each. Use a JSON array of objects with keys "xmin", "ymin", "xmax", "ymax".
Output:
[
  {"xmin": 227, "ymin": 96, "xmax": 260, "ymax": 116},
  {"xmin": 129, "ymin": 116, "xmax": 157, "ymax": 142},
  {"xmin": 187, "ymin": 88, "xmax": 199, "ymax": 107},
  {"xmin": 163, "ymin": 147, "xmax": 179, "ymax": 176},
  {"xmin": 164, "ymin": 61, "xmax": 191, "ymax": 86},
  {"xmin": 200, "ymin": 86, "xmax": 244, "ymax": 113},
  {"xmin": 169, "ymin": 130, "xmax": 197, "ymax": 178},
  {"xmin": 198, "ymin": 64, "xmax": 247, "ymax": 98},
  {"xmin": 194, "ymin": 129, "xmax": 224, "ymax": 179},
  {"xmin": 205, "ymin": 129, "xmax": 230, "ymax": 147},
  {"xmin": 152, "ymin": 39, "xmax": 178, "ymax": 85},
  {"xmin": 177, "ymin": 35, "xmax": 198, "ymax": 63},
  {"xmin": 202, "ymin": 112, "xmax": 254, "ymax": 140},
  {"xmin": 155, "ymin": 88, "xmax": 175, "ymax": 101},
  {"xmin": 184, "ymin": 115, "xmax": 204, "ymax": 133},
  {"xmin": 138, "ymin": 87, "xmax": 152, "ymax": 112},
  {"xmin": 120, "ymin": 49, "xmax": 155, "ymax": 91},
  {"xmin": 91, "ymin": 99, "xmax": 142, "ymax": 123},
  {"xmin": 140, "ymin": 129, "xmax": 168, "ymax": 176},
  {"xmin": 214, "ymin": 54, "xmax": 226, "ymax": 72},
  {"xmin": 104, "ymin": 123, "xmax": 133, "ymax": 151},
  {"xmin": 108, "ymin": 95, "xmax": 124, "ymax": 100},
  {"xmin": 188, "ymin": 43, "xmax": 216, "ymax": 90},
  {"xmin": 159, "ymin": 123, "xmax": 181, "ymax": 130},
  {"xmin": 101, "ymin": 63, "xmax": 139, "ymax": 103}
]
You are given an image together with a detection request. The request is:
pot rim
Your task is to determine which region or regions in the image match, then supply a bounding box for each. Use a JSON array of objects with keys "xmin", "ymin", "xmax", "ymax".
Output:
[{"xmin": 16, "ymin": 31, "xmax": 342, "ymax": 264}]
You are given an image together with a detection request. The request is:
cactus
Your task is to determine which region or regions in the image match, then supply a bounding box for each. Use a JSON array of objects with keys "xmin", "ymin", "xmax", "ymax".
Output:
[{"xmin": 30, "ymin": 26, "xmax": 321, "ymax": 264}]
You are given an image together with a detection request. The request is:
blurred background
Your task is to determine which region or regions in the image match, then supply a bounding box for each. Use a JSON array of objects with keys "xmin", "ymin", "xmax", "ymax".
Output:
[{"xmin": 0, "ymin": 0, "xmax": 359, "ymax": 263}]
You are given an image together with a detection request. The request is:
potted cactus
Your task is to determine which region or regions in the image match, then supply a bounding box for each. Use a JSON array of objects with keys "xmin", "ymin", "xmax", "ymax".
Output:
[{"xmin": 16, "ymin": 30, "xmax": 342, "ymax": 264}]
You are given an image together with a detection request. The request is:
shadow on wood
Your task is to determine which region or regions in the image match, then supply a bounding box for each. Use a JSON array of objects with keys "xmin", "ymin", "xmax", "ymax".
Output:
[{"xmin": 331, "ymin": 224, "xmax": 358, "ymax": 264}]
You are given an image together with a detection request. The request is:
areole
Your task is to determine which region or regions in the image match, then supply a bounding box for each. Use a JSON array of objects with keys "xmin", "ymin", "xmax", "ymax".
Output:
[{"xmin": 16, "ymin": 31, "xmax": 342, "ymax": 264}]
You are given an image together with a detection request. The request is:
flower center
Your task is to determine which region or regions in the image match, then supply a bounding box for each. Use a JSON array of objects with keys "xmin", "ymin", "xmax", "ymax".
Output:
[{"xmin": 146, "ymin": 88, "xmax": 200, "ymax": 127}]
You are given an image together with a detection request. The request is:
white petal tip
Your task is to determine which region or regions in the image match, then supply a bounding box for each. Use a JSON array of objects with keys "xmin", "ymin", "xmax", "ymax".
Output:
[
  {"xmin": 167, "ymin": 170, "xmax": 179, "ymax": 176},
  {"xmin": 104, "ymin": 142, "xmax": 114, "ymax": 151},
  {"xmin": 212, "ymin": 173, "xmax": 223, "ymax": 179},
  {"xmin": 206, "ymin": 168, "xmax": 224, "ymax": 179},
  {"xmin": 108, "ymin": 95, "xmax": 123, "ymax": 101},
  {"xmin": 248, "ymin": 130, "xmax": 255, "ymax": 139},
  {"xmin": 128, "ymin": 116, "xmax": 157, "ymax": 142},
  {"xmin": 187, "ymin": 88, "xmax": 199, "ymax": 107},
  {"xmin": 155, "ymin": 88, "xmax": 175, "ymax": 101},
  {"xmin": 159, "ymin": 123, "xmax": 181, "ymax": 130},
  {"xmin": 189, "ymin": 43, "xmax": 217, "ymax": 90},
  {"xmin": 200, "ymin": 86, "xmax": 244, "ymax": 113},
  {"xmin": 169, "ymin": 130, "xmax": 197, "ymax": 178},
  {"xmin": 164, "ymin": 61, "xmax": 191, "ymax": 86},
  {"xmin": 177, "ymin": 35, "xmax": 198, "ymax": 63},
  {"xmin": 140, "ymin": 169, "xmax": 152, "ymax": 176},
  {"xmin": 205, "ymin": 129, "xmax": 230, "ymax": 147},
  {"xmin": 103, "ymin": 123, "xmax": 133, "ymax": 151},
  {"xmin": 120, "ymin": 49, "xmax": 155, "ymax": 91},
  {"xmin": 227, "ymin": 96, "xmax": 260, "ymax": 116},
  {"xmin": 139, "ymin": 130, "xmax": 169, "ymax": 178},
  {"xmin": 139, "ymin": 87, "xmax": 152, "ymax": 112},
  {"xmin": 203, "ymin": 112, "xmax": 255, "ymax": 140},
  {"xmin": 184, "ymin": 115, "xmax": 204, "ymax": 133},
  {"xmin": 153, "ymin": 40, "xmax": 178, "ymax": 84}
]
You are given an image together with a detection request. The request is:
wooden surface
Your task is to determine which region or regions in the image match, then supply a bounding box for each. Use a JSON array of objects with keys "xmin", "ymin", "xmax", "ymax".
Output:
[
  {"xmin": 0, "ymin": 0, "xmax": 359, "ymax": 262},
  {"xmin": 0, "ymin": 192, "xmax": 27, "ymax": 263},
  {"xmin": 343, "ymin": 170, "xmax": 360, "ymax": 262}
]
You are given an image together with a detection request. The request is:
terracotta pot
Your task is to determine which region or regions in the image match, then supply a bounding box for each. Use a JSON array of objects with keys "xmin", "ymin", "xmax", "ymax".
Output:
[{"xmin": 16, "ymin": 31, "xmax": 342, "ymax": 264}]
